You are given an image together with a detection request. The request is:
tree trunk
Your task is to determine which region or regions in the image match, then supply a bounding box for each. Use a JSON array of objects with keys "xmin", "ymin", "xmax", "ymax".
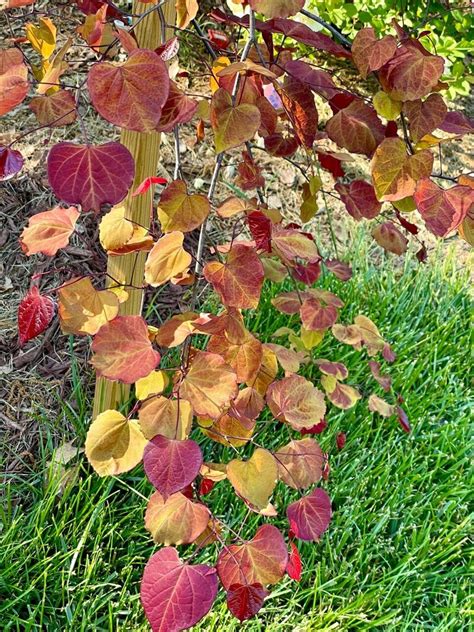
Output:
[{"xmin": 92, "ymin": 1, "xmax": 176, "ymax": 418}]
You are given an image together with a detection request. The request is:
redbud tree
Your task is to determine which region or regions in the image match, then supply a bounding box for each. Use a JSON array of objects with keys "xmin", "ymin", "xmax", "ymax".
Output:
[{"xmin": 2, "ymin": 0, "xmax": 473, "ymax": 629}]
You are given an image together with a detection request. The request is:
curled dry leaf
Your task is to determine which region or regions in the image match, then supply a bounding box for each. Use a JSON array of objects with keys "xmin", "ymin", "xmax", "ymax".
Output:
[
  {"xmin": 145, "ymin": 490, "xmax": 209, "ymax": 545},
  {"xmin": 20, "ymin": 206, "xmax": 79, "ymax": 257},
  {"xmin": 227, "ymin": 448, "xmax": 278, "ymax": 510},
  {"xmin": 217, "ymin": 524, "xmax": 288, "ymax": 589},
  {"xmin": 58, "ymin": 276, "xmax": 119, "ymax": 336},
  {"xmin": 91, "ymin": 315, "xmax": 161, "ymax": 383},
  {"xmin": 267, "ymin": 374, "xmax": 326, "ymax": 431},
  {"xmin": 368, "ymin": 393, "xmax": 396, "ymax": 417},
  {"xmin": 85, "ymin": 409, "xmax": 147, "ymax": 476}
]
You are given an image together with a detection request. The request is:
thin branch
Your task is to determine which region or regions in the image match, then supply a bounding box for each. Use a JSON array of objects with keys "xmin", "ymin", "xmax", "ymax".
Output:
[{"xmin": 299, "ymin": 8, "xmax": 352, "ymax": 49}]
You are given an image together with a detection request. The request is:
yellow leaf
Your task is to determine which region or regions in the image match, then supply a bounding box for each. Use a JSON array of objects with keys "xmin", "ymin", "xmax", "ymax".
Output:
[
  {"xmin": 373, "ymin": 91, "xmax": 402, "ymax": 121},
  {"xmin": 135, "ymin": 370, "xmax": 169, "ymax": 400},
  {"xmin": 85, "ymin": 410, "xmax": 147, "ymax": 476},
  {"xmin": 210, "ymin": 56, "xmax": 231, "ymax": 93},
  {"xmin": 35, "ymin": 37, "xmax": 71, "ymax": 95},
  {"xmin": 99, "ymin": 205, "xmax": 134, "ymax": 251},
  {"xmin": 26, "ymin": 17, "xmax": 57, "ymax": 60},
  {"xmin": 138, "ymin": 397, "xmax": 193, "ymax": 440},
  {"xmin": 58, "ymin": 277, "xmax": 119, "ymax": 336},
  {"xmin": 300, "ymin": 327, "xmax": 325, "ymax": 350},
  {"xmin": 227, "ymin": 448, "xmax": 278, "ymax": 510},
  {"xmin": 145, "ymin": 490, "xmax": 209, "ymax": 545},
  {"xmin": 144, "ymin": 232, "xmax": 192, "ymax": 287}
]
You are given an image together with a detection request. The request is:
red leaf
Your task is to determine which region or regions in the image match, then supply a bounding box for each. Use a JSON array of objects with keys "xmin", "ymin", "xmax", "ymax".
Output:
[
  {"xmin": 47, "ymin": 142, "xmax": 134, "ymax": 213},
  {"xmin": 75, "ymin": 0, "xmax": 121, "ymax": 18},
  {"xmin": 236, "ymin": 151, "xmax": 265, "ymax": 191},
  {"xmin": 300, "ymin": 419, "xmax": 328, "ymax": 436},
  {"xmin": 336, "ymin": 432, "xmax": 346, "ymax": 450},
  {"xmin": 326, "ymin": 99, "xmax": 385, "ymax": 156},
  {"xmin": 335, "ymin": 180, "xmax": 382, "ymax": 221},
  {"xmin": 287, "ymin": 488, "xmax": 332, "ymax": 541},
  {"xmin": 404, "ymin": 94, "xmax": 447, "ymax": 143},
  {"xmin": 0, "ymin": 146, "xmax": 24, "ymax": 181},
  {"xmin": 324, "ymin": 259, "xmax": 352, "ymax": 281},
  {"xmin": 352, "ymin": 27, "xmax": 397, "ymax": 78},
  {"xmin": 397, "ymin": 406, "xmax": 411, "ymax": 433},
  {"xmin": 132, "ymin": 176, "xmax": 168, "ymax": 197},
  {"xmin": 91, "ymin": 315, "xmax": 160, "ymax": 383},
  {"xmin": 292, "ymin": 261, "xmax": 321, "ymax": 285},
  {"xmin": 248, "ymin": 211, "xmax": 272, "ymax": 252},
  {"xmin": 285, "ymin": 60, "xmax": 338, "ymax": 100},
  {"xmin": 156, "ymin": 80, "xmax": 198, "ymax": 133},
  {"xmin": 395, "ymin": 210, "xmax": 418, "ymax": 235},
  {"xmin": 300, "ymin": 297, "xmax": 338, "ymax": 331},
  {"xmin": 87, "ymin": 49, "xmax": 170, "ymax": 133},
  {"xmin": 413, "ymin": 178, "xmax": 474, "ymax": 237},
  {"xmin": 18, "ymin": 287, "xmax": 55, "ymax": 347},
  {"xmin": 262, "ymin": 18, "xmax": 351, "ymax": 59},
  {"xmin": 317, "ymin": 151, "xmax": 345, "ymax": 178},
  {"xmin": 286, "ymin": 542, "xmax": 302, "ymax": 581},
  {"xmin": 143, "ymin": 435, "xmax": 203, "ymax": 499},
  {"xmin": 199, "ymin": 478, "xmax": 215, "ymax": 496},
  {"xmin": 217, "ymin": 524, "xmax": 288, "ymax": 589},
  {"xmin": 280, "ymin": 75, "xmax": 318, "ymax": 149},
  {"xmin": 141, "ymin": 547, "xmax": 218, "ymax": 632},
  {"xmin": 0, "ymin": 49, "xmax": 29, "ymax": 117},
  {"xmin": 155, "ymin": 36, "xmax": 180, "ymax": 62},
  {"xmin": 207, "ymin": 29, "xmax": 231, "ymax": 50},
  {"xmin": 264, "ymin": 132, "xmax": 299, "ymax": 157},
  {"xmin": 226, "ymin": 583, "xmax": 268, "ymax": 621}
]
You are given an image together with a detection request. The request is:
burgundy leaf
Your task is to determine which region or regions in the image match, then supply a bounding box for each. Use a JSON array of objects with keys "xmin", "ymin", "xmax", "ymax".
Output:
[
  {"xmin": 226, "ymin": 583, "xmax": 268, "ymax": 622},
  {"xmin": 292, "ymin": 261, "xmax": 321, "ymax": 285},
  {"xmin": 336, "ymin": 432, "xmax": 346, "ymax": 450},
  {"xmin": 285, "ymin": 60, "xmax": 338, "ymax": 100},
  {"xmin": 397, "ymin": 406, "xmax": 411, "ymax": 433},
  {"xmin": 368, "ymin": 360, "xmax": 391, "ymax": 392},
  {"xmin": 286, "ymin": 542, "xmax": 302, "ymax": 581},
  {"xmin": 199, "ymin": 478, "xmax": 215, "ymax": 496},
  {"xmin": 300, "ymin": 419, "xmax": 328, "ymax": 435},
  {"xmin": 262, "ymin": 18, "xmax": 351, "ymax": 59},
  {"xmin": 335, "ymin": 180, "xmax": 382, "ymax": 221},
  {"xmin": 18, "ymin": 287, "xmax": 55, "ymax": 346},
  {"xmin": 395, "ymin": 210, "xmax": 419, "ymax": 235},
  {"xmin": 47, "ymin": 142, "xmax": 134, "ymax": 212},
  {"xmin": 317, "ymin": 151, "xmax": 345, "ymax": 178},
  {"xmin": 324, "ymin": 259, "xmax": 352, "ymax": 281},
  {"xmin": 287, "ymin": 488, "xmax": 332, "ymax": 541},
  {"xmin": 143, "ymin": 435, "xmax": 203, "ymax": 499},
  {"xmin": 141, "ymin": 547, "xmax": 218, "ymax": 632},
  {"xmin": 438, "ymin": 111, "xmax": 474, "ymax": 135},
  {"xmin": 0, "ymin": 146, "xmax": 24, "ymax": 181},
  {"xmin": 248, "ymin": 211, "xmax": 272, "ymax": 252},
  {"xmin": 413, "ymin": 178, "xmax": 474, "ymax": 237}
]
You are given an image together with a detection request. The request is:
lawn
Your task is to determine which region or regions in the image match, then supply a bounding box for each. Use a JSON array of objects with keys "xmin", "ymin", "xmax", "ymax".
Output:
[{"xmin": 1, "ymin": 243, "xmax": 472, "ymax": 631}]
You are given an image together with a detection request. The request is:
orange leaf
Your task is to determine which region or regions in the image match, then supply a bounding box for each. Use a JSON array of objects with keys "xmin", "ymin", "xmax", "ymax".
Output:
[
  {"xmin": 204, "ymin": 244, "xmax": 264, "ymax": 310},
  {"xmin": 175, "ymin": 0, "xmax": 199, "ymax": 29},
  {"xmin": 371, "ymin": 137, "xmax": 433, "ymax": 201},
  {"xmin": 20, "ymin": 206, "xmax": 79, "ymax": 256},
  {"xmin": 352, "ymin": 27, "xmax": 397, "ymax": 79},
  {"xmin": 0, "ymin": 49, "xmax": 29, "ymax": 116},
  {"xmin": 372, "ymin": 221, "xmax": 408, "ymax": 255},
  {"xmin": 139, "ymin": 397, "xmax": 193, "ymax": 441},
  {"xmin": 158, "ymin": 180, "xmax": 210, "ymax": 233},
  {"xmin": 267, "ymin": 374, "xmax": 326, "ymax": 431},
  {"xmin": 145, "ymin": 490, "xmax": 209, "ymax": 545},
  {"xmin": 179, "ymin": 351, "xmax": 238, "ymax": 418},
  {"xmin": 29, "ymin": 90, "xmax": 76, "ymax": 127},
  {"xmin": 200, "ymin": 413, "xmax": 255, "ymax": 448},
  {"xmin": 144, "ymin": 232, "xmax": 192, "ymax": 287},
  {"xmin": 207, "ymin": 331, "xmax": 263, "ymax": 384},
  {"xmin": 58, "ymin": 277, "xmax": 119, "ymax": 336},
  {"xmin": 91, "ymin": 315, "xmax": 161, "ymax": 383}
]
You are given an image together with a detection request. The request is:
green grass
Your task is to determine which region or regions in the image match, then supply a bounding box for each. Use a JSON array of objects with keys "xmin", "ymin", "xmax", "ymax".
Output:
[{"xmin": 1, "ymin": 244, "xmax": 472, "ymax": 631}]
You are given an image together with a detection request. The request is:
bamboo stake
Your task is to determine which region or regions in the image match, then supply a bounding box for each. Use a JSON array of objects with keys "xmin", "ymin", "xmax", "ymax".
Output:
[{"xmin": 92, "ymin": 1, "xmax": 176, "ymax": 418}]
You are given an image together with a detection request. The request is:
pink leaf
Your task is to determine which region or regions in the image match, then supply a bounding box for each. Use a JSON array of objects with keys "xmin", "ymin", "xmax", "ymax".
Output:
[
  {"xmin": 47, "ymin": 142, "xmax": 135, "ymax": 212},
  {"xmin": 18, "ymin": 287, "xmax": 55, "ymax": 346},
  {"xmin": 143, "ymin": 435, "xmax": 203, "ymax": 499},
  {"xmin": 286, "ymin": 542, "xmax": 302, "ymax": 581},
  {"xmin": 141, "ymin": 547, "xmax": 218, "ymax": 632},
  {"xmin": 287, "ymin": 488, "xmax": 332, "ymax": 541},
  {"xmin": 226, "ymin": 583, "xmax": 268, "ymax": 621},
  {"xmin": 0, "ymin": 146, "xmax": 24, "ymax": 181}
]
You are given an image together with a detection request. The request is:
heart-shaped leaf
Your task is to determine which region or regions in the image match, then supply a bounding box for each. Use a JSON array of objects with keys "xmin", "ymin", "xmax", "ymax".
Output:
[
  {"xmin": 47, "ymin": 142, "xmax": 135, "ymax": 212},
  {"xmin": 91, "ymin": 315, "xmax": 160, "ymax": 383},
  {"xmin": 414, "ymin": 177, "xmax": 474, "ymax": 236},
  {"xmin": 0, "ymin": 49, "xmax": 29, "ymax": 116},
  {"xmin": 58, "ymin": 277, "xmax": 119, "ymax": 336},
  {"xmin": 287, "ymin": 488, "xmax": 332, "ymax": 541},
  {"xmin": 335, "ymin": 180, "xmax": 382, "ymax": 221},
  {"xmin": 226, "ymin": 583, "xmax": 268, "ymax": 622},
  {"xmin": 179, "ymin": 351, "xmax": 238, "ymax": 418},
  {"xmin": 88, "ymin": 48, "xmax": 169, "ymax": 132},
  {"xmin": 144, "ymin": 232, "xmax": 192, "ymax": 286},
  {"xmin": 326, "ymin": 99, "xmax": 385, "ymax": 156},
  {"xmin": 18, "ymin": 287, "xmax": 55, "ymax": 346},
  {"xmin": 158, "ymin": 180, "xmax": 210, "ymax": 233},
  {"xmin": 207, "ymin": 330, "xmax": 263, "ymax": 384},
  {"xmin": 210, "ymin": 88, "xmax": 261, "ymax": 153},
  {"xmin": 145, "ymin": 490, "xmax": 209, "ymax": 545},
  {"xmin": 404, "ymin": 93, "xmax": 447, "ymax": 143},
  {"xmin": 352, "ymin": 27, "xmax": 397, "ymax": 78},
  {"xmin": 85, "ymin": 409, "xmax": 147, "ymax": 476},
  {"xmin": 29, "ymin": 90, "xmax": 77, "ymax": 127},
  {"xmin": 267, "ymin": 374, "xmax": 326, "ymax": 431},
  {"xmin": 141, "ymin": 547, "xmax": 218, "ymax": 632},
  {"xmin": 217, "ymin": 524, "xmax": 288, "ymax": 589},
  {"xmin": 20, "ymin": 206, "xmax": 79, "ymax": 256},
  {"xmin": 139, "ymin": 397, "xmax": 193, "ymax": 441},
  {"xmin": 274, "ymin": 438, "xmax": 324, "ymax": 489},
  {"xmin": 371, "ymin": 137, "xmax": 433, "ymax": 201},
  {"xmin": 0, "ymin": 146, "xmax": 24, "ymax": 181},
  {"xmin": 143, "ymin": 435, "xmax": 203, "ymax": 498},
  {"xmin": 204, "ymin": 244, "xmax": 264, "ymax": 310},
  {"xmin": 227, "ymin": 448, "xmax": 277, "ymax": 509}
]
